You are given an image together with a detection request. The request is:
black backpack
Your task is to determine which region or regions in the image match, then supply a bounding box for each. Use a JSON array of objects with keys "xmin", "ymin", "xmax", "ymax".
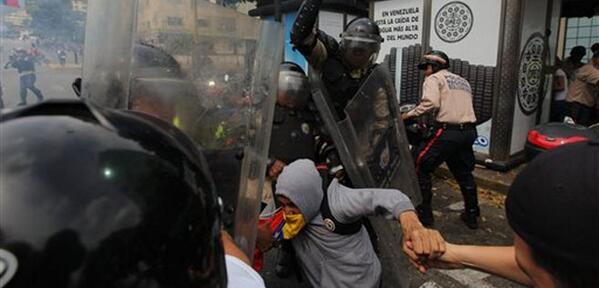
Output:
[{"xmin": 318, "ymin": 167, "xmax": 379, "ymax": 252}]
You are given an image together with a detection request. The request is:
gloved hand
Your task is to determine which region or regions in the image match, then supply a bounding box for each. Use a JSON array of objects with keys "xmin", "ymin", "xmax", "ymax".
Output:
[{"xmin": 290, "ymin": 0, "xmax": 323, "ymax": 53}]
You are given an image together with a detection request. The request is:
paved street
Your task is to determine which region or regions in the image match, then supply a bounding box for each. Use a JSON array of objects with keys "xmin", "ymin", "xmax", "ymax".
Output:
[{"xmin": 260, "ymin": 175, "xmax": 524, "ymax": 288}]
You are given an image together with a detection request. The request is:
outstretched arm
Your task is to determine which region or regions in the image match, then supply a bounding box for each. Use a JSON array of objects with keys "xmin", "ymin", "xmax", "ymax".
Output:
[
  {"xmin": 290, "ymin": 0, "xmax": 337, "ymax": 70},
  {"xmin": 403, "ymin": 76, "xmax": 441, "ymax": 120},
  {"xmin": 330, "ymin": 181, "xmax": 445, "ymax": 260},
  {"xmin": 290, "ymin": 0, "xmax": 322, "ymax": 56},
  {"xmin": 413, "ymin": 243, "xmax": 534, "ymax": 286},
  {"xmin": 329, "ymin": 181, "xmax": 415, "ymax": 222}
]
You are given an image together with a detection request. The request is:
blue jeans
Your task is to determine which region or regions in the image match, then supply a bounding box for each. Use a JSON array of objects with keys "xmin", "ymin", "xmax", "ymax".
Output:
[{"xmin": 19, "ymin": 73, "xmax": 44, "ymax": 104}]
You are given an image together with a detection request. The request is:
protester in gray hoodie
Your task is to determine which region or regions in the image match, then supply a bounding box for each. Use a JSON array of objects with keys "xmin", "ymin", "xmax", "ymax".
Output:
[{"xmin": 274, "ymin": 159, "xmax": 445, "ymax": 288}]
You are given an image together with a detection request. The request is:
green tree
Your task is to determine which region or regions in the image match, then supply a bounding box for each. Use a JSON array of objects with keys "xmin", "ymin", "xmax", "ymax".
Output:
[{"xmin": 26, "ymin": 0, "xmax": 85, "ymax": 43}]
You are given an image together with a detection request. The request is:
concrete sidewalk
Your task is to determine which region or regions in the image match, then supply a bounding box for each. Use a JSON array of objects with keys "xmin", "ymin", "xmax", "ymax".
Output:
[{"xmin": 435, "ymin": 163, "xmax": 525, "ymax": 195}]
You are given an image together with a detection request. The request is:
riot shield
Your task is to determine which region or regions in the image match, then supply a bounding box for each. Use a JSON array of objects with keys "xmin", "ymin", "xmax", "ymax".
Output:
[
  {"xmin": 310, "ymin": 65, "xmax": 421, "ymax": 202},
  {"xmin": 0, "ymin": 1, "xmax": 87, "ymax": 108},
  {"xmin": 81, "ymin": 0, "xmax": 283, "ymax": 259},
  {"xmin": 80, "ymin": 0, "xmax": 137, "ymax": 109}
]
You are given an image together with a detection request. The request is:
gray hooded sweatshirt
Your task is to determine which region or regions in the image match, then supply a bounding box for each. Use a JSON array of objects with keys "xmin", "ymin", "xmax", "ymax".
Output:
[{"xmin": 275, "ymin": 159, "xmax": 415, "ymax": 288}]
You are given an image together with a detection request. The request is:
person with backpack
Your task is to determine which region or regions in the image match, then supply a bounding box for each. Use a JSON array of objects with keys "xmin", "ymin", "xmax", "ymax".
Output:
[{"xmin": 270, "ymin": 159, "xmax": 445, "ymax": 288}]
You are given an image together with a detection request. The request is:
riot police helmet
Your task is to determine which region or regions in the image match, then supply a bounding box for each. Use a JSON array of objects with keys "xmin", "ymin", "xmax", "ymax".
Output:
[
  {"xmin": 277, "ymin": 62, "xmax": 310, "ymax": 109},
  {"xmin": 133, "ymin": 43, "xmax": 185, "ymax": 79},
  {"xmin": 129, "ymin": 43, "xmax": 196, "ymax": 123},
  {"xmin": 418, "ymin": 50, "xmax": 450, "ymax": 71},
  {"xmin": 339, "ymin": 17, "xmax": 384, "ymax": 70},
  {"xmin": 0, "ymin": 100, "xmax": 227, "ymax": 287}
]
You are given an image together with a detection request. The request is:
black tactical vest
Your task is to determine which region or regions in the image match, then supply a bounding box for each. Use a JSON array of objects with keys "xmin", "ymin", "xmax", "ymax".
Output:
[
  {"xmin": 321, "ymin": 57, "xmax": 366, "ymax": 117},
  {"xmin": 269, "ymin": 105, "xmax": 318, "ymax": 163}
]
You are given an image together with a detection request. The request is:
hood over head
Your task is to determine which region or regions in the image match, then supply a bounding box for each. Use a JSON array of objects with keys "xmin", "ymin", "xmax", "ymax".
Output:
[{"xmin": 275, "ymin": 159, "xmax": 323, "ymax": 222}]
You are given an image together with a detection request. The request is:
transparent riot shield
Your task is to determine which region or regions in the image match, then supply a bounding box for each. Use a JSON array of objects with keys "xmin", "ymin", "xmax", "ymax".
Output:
[
  {"xmin": 310, "ymin": 65, "xmax": 421, "ymax": 202},
  {"xmin": 81, "ymin": 0, "xmax": 137, "ymax": 109},
  {"xmin": 81, "ymin": 0, "xmax": 283, "ymax": 259},
  {"xmin": 0, "ymin": 1, "xmax": 87, "ymax": 109}
]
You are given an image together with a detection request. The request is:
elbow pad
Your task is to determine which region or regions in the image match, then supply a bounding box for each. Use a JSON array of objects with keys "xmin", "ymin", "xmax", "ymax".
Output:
[{"xmin": 290, "ymin": 0, "xmax": 322, "ymax": 52}]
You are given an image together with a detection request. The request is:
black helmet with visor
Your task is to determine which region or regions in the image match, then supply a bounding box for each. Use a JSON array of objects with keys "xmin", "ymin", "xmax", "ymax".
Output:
[
  {"xmin": 277, "ymin": 62, "xmax": 310, "ymax": 109},
  {"xmin": 339, "ymin": 18, "xmax": 384, "ymax": 70}
]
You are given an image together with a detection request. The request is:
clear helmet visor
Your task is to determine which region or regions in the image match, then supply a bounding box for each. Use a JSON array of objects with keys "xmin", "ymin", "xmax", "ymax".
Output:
[
  {"xmin": 277, "ymin": 70, "xmax": 310, "ymax": 109},
  {"xmin": 340, "ymin": 34, "xmax": 381, "ymax": 69}
]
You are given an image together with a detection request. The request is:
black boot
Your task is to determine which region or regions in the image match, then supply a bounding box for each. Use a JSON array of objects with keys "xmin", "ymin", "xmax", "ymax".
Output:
[
  {"xmin": 460, "ymin": 210, "xmax": 478, "ymax": 229},
  {"xmin": 460, "ymin": 185, "xmax": 480, "ymax": 229},
  {"xmin": 416, "ymin": 204, "xmax": 434, "ymax": 227},
  {"xmin": 417, "ymin": 172, "xmax": 435, "ymax": 227}
]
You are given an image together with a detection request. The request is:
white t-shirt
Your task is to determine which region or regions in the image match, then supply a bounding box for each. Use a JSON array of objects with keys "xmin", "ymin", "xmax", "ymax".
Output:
[
  {"xmin": 554, "ymin": 68, "xmax": 568, "ymax": 101},
  {"xmin": 225, "ymin": 255, "xmax": 266, "ymax": 288}
]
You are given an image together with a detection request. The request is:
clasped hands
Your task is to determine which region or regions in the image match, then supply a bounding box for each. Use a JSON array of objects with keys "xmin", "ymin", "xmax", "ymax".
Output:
[{"xmin": 399, "ymin": 211, "xmax": 461, "ymax": 273}]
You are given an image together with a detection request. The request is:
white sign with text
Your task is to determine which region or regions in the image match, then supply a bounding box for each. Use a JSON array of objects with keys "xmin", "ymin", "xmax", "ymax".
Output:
[{"xmin": 373, "ymin": 0, "xmax": 424, "ymax": 62}]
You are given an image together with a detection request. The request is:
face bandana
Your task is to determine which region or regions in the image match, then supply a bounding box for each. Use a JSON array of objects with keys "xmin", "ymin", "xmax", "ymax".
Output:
[{"xmin": 282, "ymin": 213, "xmax": 306, "ymax": 240}]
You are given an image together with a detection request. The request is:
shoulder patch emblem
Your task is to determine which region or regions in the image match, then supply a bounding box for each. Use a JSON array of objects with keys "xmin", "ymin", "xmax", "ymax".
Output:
[{"xmin": 301, "ymin": 123, "xmax": 311, "ymax": 135}]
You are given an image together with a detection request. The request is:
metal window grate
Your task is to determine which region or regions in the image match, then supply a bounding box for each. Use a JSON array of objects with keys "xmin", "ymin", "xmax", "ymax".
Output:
[{"xmin": 563, "ymin": 15, "xmax": 599, "ymax": 62}]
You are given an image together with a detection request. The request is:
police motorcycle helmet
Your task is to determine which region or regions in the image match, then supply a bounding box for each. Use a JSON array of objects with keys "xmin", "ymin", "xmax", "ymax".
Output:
[
  {"xmin": 417, "ymin": 50, "xmax": 450, "ymax": 71},
  {"xmin": 0, "ymin": 100, "xmax": 227, "ymax": 287},
  {"xmin": 339, "ymin": 18, "xmax": 384, "ymax": 70},
  {"xmin": 277, "ymin": 62, "xmax": 311, "ymax": 109}
]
